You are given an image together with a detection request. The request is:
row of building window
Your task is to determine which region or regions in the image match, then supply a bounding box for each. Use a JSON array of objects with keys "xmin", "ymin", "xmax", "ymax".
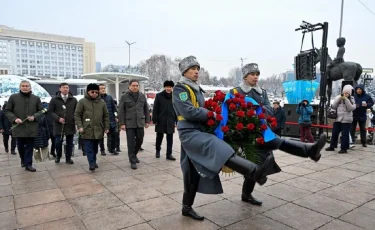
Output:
[{"xmin": 17, "ymin": 41, "xmax": 83, "ymax": 51}]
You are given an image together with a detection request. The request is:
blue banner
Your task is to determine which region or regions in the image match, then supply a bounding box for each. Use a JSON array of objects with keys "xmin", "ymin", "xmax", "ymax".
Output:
[{"xmin": 282, "ymin": 80, "xmax": 319, "ymax": 104}]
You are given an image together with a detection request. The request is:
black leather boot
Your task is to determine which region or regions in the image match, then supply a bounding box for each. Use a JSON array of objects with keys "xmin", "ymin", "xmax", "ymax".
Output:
[
  {"xmin": 225, "ymin": 155, "xmax": 273, "ymax": 185},
  {"xmin": 182, "ymin": 183, "xmax": 204, "ymax": 221},
  {"xmin": 241, "ymin": 178, "xmax": 262, "ymax": 205},
  {"xmin": 156, "ymin": 150, "xmax": 160, "ymax": 158},
  {"xmin": 278, "ymin": 134, "xmax": 326, "ymax": 162}
]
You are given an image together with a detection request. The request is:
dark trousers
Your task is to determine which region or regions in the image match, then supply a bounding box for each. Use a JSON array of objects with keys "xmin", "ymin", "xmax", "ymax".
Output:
[
  {"xmin": 55, "ymin": 135, "xmax": 74, "ymax": 159},
  {"xmin": 274, "ymin": 128, "xmax": 282, "ymax": 137},
  {"xmin": 299, "ymin": 125, "xmax": 314, "ymax": 143},
  {"xmin": 100, "ymin": 127, "xmax": 116, "ymax": 152},
  {"xmin": 350, "ymin": 120, "xmax": 366, "ymax": 144},
  {"xmin": 126, "ymin": 128, "xmax": 144, "ymax": 163},
  {"xmin": 49, "ymin": 133, "xmax": 55, "ymax": 155},
  {"xmin": 242, "ymin": 178, "xmax": 256, "ymax": 197},
  {"xmin": 16, "ymin": 137, "xmax": 34, "ymax": 166},
  {"xmin": 155, "ymin": 133, "xmax": 173, "ymax": 156},
  {"xmin": 3, "ymin": 134, "xmax": 16, "ymax": 151},
  {"xmin": 115, "ymin": 131, "xmax": 120, "ymax": 150},
  {"xmin": 330, "ymin": 122, "xmax": 351, "ymax": 150},
  {"xmin": 83, "ymin": 139, "xmax": 99, "ymax": 166},
  {"xmin": 183, "ymin": 159, "xmax": 200, "ymax": 206}
]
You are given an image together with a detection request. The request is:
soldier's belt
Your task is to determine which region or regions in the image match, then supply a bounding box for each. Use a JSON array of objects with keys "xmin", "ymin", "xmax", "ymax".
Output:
[{"xmin": 177, "ymin": 116, "xmax": 185, "ymax": 121}]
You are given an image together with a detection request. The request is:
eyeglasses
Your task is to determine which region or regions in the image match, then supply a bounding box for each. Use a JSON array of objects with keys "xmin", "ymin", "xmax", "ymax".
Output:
[
  {"xmin": 89, "ymin": 91, "xmax": 99, "ymax": 94},
  {"xmin": 130, "ymin": 85, "xmax": 139, "ymax": 87}
]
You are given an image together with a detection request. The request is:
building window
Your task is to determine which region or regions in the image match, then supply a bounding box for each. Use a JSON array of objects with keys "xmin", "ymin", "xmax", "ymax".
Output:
[
  {"xmin": 38, "ymin": 71, "xmax": 43, "ymax": 75},
  {"xmin": 22, "ymin": 69, "xmax": 28, "ymax": 74},
  {"xmin": 38, "ymin": 66, "xmax": 43, "ymax": 69},
  {"xmin": 37, "ymin": 60, "xmax": 43, "ymax": 64},
  {"xmin": 44, "ymin": 43, "xmax": 49, "ymax": 47},
  {"xmin": 44, "ymin": 51, "xmax": 49, "ymax": 55},
  {"xmin": 44, "ymin": 56, "xmax": 50, "ymax": 60},
  {"xmin": 36, "ymin": 42, "xmax": 41, "ymax": 47},
  {"xmin": 29, "ymin": 50, "xmax": 35, "ymax": 54},
  {"xmin": 22, "ymin": 59, "xmax": 27, "ymax": 63},
  {"xmin": 21, "ymin": 49, "xmax": 27, "ymax": 53},
  {"xmin": 59, "ymin": 52, "xmax": 64, "ymax": 56},
  {"xmin": 30, "ymin": 60, "xmax": 35, "ymax": 64},
  {"xmin": 29, "ymin": 55, "xmax": 35, "ymax": 59},
  {"xmin": 30, "ymin": 65, "xmax": 36, "ymax": 69},
  {"xmin": 45, "ymin": 61, "xmax": 50, "ymax": 65},
  {"xmin": 37, "ymin": 50, "xmax": 42, "ymax": 54},
  {"xmin": 37, "ymin": 55, "xmax": 43, "ymax": 59},
  {"xmin": 22, "ymin": 64, "xmax": 28, "ymax": 68}
]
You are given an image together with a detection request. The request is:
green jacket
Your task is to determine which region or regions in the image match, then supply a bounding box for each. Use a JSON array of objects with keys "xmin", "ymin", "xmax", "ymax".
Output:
[
  {"xmin": 4, "ymin": 92, "xmax": 44, "ymax": 137},
  {"xmin": 74, "ymin": 94, "xmax": 110, "ymax": 140}
]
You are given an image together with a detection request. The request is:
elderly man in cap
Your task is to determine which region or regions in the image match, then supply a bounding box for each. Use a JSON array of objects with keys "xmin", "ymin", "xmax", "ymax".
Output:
[
  {"xmin": 74, "ymin": 83, "xmax": 109, "ymax": 171},
  {"xmin": 172, "ymin": 56, "xmax": 275, "ymax": 221}
]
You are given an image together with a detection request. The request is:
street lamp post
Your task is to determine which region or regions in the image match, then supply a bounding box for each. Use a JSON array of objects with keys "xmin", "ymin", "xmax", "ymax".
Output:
[
  {"xmin": 240, "ymin": 57, "xmax": 247, "ymax": 68},
  {"xmin": 125, "ymin": 40, "xmax": 136, "ymax": 85},
  {"xmin": 339, "ymin": 0, "xmax": 344, "ymax": 37}
]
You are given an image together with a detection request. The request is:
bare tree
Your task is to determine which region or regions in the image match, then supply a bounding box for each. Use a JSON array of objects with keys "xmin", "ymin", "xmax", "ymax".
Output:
[
  {"xmin": 258, "ymin": 74, "xmax": 283, "ymax": 96},
  {"xmin": 228, "ymin": 67, "xmax": 242, "ymax": 86}
]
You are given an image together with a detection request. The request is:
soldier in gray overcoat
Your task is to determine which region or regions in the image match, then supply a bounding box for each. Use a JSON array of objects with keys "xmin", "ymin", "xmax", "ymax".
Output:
[{"xmin": 173, "ymin": 56, "xmax": 274, "ymax": 221}]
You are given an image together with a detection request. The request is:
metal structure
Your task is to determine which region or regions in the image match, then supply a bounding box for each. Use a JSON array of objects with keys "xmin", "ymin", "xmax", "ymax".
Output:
[{"xmin": 295, "ymin": 21, "xmax": 329, "ymax": 135}]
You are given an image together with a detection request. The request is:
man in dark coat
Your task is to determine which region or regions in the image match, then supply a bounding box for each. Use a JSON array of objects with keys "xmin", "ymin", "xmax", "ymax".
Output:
[
  {"xmin": 5, "ymin": 80, "xmax": 44, "ymax": 172},
  {"xmin": 272, "ymin": 101, "xmax": 286, "ymax": 137},
  {"xmin": 351, "ymin": 84, "xmax": 374, "ymax": 147},
  {"xmin": 173, "ymin": 56, "xmax": 277, "ymax": 221},
  {"xmin": 48, "ymin": 83, "xmax": 78, "ymax": 164},
  {"xmin": 74, "ymin": 83, "xmax": 109, "ymax": 171},
  {"xmin": 0, "ymin": 102, "xmax": 17, "ymax": 155},
  {"xmin": 99, "ymin": 84, "xmax": 119, "ymax": 155},
  {"xmin": 42, "ymin": 102, "xmax": 56, "ymax": 158},
  {"xmin": 152, "ymin": 80, "xmax": 177, "ymax": 160},
  {"xmin": 119, "ymin": 79, "xmax": 150, "ymax": 170}
]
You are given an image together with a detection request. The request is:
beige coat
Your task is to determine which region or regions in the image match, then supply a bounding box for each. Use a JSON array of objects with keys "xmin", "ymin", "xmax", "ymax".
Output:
[{"xmin": 332, "ymin": 95, "xmax": 356, "ymax": 123}]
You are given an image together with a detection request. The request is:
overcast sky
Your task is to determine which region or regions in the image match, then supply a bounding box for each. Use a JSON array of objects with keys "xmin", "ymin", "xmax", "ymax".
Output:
[{"xmin": 1, "ymin": 0, "xmax": 374, "ymax": 77}]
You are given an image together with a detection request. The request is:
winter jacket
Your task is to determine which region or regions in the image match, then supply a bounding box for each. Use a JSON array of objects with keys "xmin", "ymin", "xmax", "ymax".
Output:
[
  {"xmin": 0, "ymin": 109, "xmax": 12, "ymax": 135},
  {"xmin": 4, "ymin": 92, "xmax": 44, "ymax": 138},
  {"xmin": 331, "ymin": 95, "xmax": 356, "ymax": 123},
  {"xmin": 296, "ymin": 101, "xmax": 313, "ymax": 124},
  {"xmin": 74, "ymin": 94, "xmax": 110, "ymax": 140},
  {"xmin": 118, "ymin": 91, "xmax": 150, "ymax": 128},
  {"xmin": 48, "ymin": 92, "xmax": 78, "ymax": 136},
  {"xmin": 34, "ymin": 114, "xmax": 50, "ymax": 148},
  {"xmin": 353, "ymin": 84, "xmax": 374, "ymax": 121},
  {"xmin": 152, "ymin": 91, "xmax": 177, "ymax": 134},
  {"xmin": 100, "ymin": 94, "xmax": 117, "ymax": 129},
  {"xmin": 272, "ymin": 107, "xmax": 286, "ymax": 129}
]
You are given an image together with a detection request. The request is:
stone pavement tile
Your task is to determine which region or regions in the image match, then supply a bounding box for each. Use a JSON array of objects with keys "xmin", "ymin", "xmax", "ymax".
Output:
[
  {"xmin": 318, "ymin": 185, "xmax": 375, "ymax": 205},
  {"xmin": 112, "ymin": 182, "xmax": 163, "ymax": 204},
  {"xmin": 69, "ymin": 192, "xmax": 123, "ymax": 214},
  {"xmin": 317, "ymin": 219, "xmax": 364, "ymax": 230},
  {"xmin": 55, "ymin": 173, "xmax": 97, "ymax": 188},
  {"xmin": 111, "ymin": 160, "xmax": 129, "ymax": 168},
  {"xmin": 0, "ymin": 175, "xmax": 11, "ymax": 186},
  {"xmin": 76, "ymin": 156, "xmax": 108, "ymax": 166},
  {"xmin": 228, "ymin": 190, "xmax": 287, "ymax": 213},
  {"xmin": 317, "ymin": 158, "xmax": 351, "ymax": 166},
  {"xmin": 122, "ymin": 223, "xmax": 154, "ymax": 230},
  {"xmin": 148, "ymin": 161, "xmax": 180, "ymax": 171},
  {"xmin": 357, "ymin": 172, "xmax": 375, "ymax": 184},
  {"xmin": 24, "ymin": 216, "xmax": 86, "ymax": 230},
  {"xmin": 257, "ymin": 183, "xmax": 311, "ymax": 202},
  {"xmin": 139, "ymin": 156, "xmax": 162, "ymax": 164},
  {"xmin": 168, "ymin": 191, "xmax": 224, "ymax": 207},
  {"xmin": 225, "ymin": 214, "xmax": 294, "ymax": 230},
  {"xmin": 321, "ymin": 167, "xmax": 366, "ymax": 179},
  {"xmin": 304, "ymin": 171, "xmax": 351, "ymax": 185},
  {"xmin": 133, "ymin": 171, "xmax": 176, "ymax": 184},
  {"xmin": 101, "ymin": 176, "xmax": 143, "ymax": 191},
  {"xmin": 149, "ymin": 213, "xmax": 220, "ymax": 230},
  {"xmin": 128, "ymin": 196, "xmax": 180, "ymax": 221},
  {"xmin": 0, "ymin": 210, "xmax": 17, "ymax": 230},
  {"xmin": 351, "ymin": 159, "xmax": 375, "ymax": 167},
  {"xmin": 12, "ymin": 178, "xmax": 58, "ymax": 195},
  {"xmin": 281, "ymin": 165, "xmax": 316, "ymax": 176},
  {"xmin": 268, "ymin": 172, "xmax": 298, "ymax": 182},
  {"xmin": 263, "ymin": 203, "xmax": 332, "ymax": 230},
  {"xmin": 0, "ymin": 167, "xmax": 10, "ymax": 177},
  {"xmin": 282, "ymin": 177, "xmax": 332, "ymax": 192},
  {"xmin": 126, "ymin": 163, "xmax": 160, "ymax": 175},
  {"xmin": 152, "ymin": 178, "xmax": 184, "ymax": 195},
  {"xmin": 103, "ymin": 154, "xmax": 127, "ymax": 162},
  {"xmin": 340, "ymin": 179, "xmax": 375, "ymax": 195},
  {"xmin": 195, "ymin": 200, "xmax": 257, "ymax": 227},
  {"xmin": 164, "ymin": 167, "xmax": 183, "ymax": 179},
  {"xmin": 340, "ymin": 207, "xmax": 375, "ymax": 230},
  {"xmin": 92, "ymin": 169, "xmax": 132, "ymax": 182},
  {"xmin": 297, "ymin": 162, "xmax": 335, "ymax": 171},
  {"xmin": 11, "ymin": 171, "xmax": 52, "ymax": 184},
  {"xmin": 338, "ymin": 162, "xmax": 375, "ymax": 173},
  {"xmin": 0, "ymin": 161, "xmax": 9, "ymax": 167},
  {"xmin": 217, "ymin": 181, "xmax": 243, "ymax": 199},
  {"xmin": 49, "ymin": 167, "xmax": 87, "ymax": 179},
  {"xmin": 293, "ymin": 193, "xmax": 357, "ymax": 218},
  {"xmin": 81, "ymin": 205, "xmax": 144, "ymax": 230},
  {"xmin": 275, "ymin": 156, "xmax": 309, "ymax": 165},
  {"xmin": 0, "ymin": 195, "xmax": 14, "ymax": 212},
  {"xmin": 14, "ymin": 188, "xmax": 66, "ymax": 209},
  {"xmin": 82, "ymin": 162, "xmax": 118, "ymax": 172},
  {"xmin": 363, "ymin": 200, "xmax": 375, "ymax": 211},
  {"xmin": 0, "ymin": 185, "xmax": 13, "ymax": 198},
  {"xmin": 16, "ymin": 200, "xmax": 75, "ymax": 228},
  {"xmin": 61, "ymin": 181, "xmax": 108, "ymax": 199}
]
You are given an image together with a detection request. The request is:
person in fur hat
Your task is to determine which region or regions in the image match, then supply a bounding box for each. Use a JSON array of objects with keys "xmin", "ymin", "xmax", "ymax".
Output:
[{"xmin": 74, "ymin": 83, "xmax": 109, "ymax": 171}]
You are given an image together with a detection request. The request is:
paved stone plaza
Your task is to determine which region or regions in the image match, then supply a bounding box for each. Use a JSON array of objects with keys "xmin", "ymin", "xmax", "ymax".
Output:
[{"xmin": 0, "ymin": 129, "xmax": 374, "ymax": 230}]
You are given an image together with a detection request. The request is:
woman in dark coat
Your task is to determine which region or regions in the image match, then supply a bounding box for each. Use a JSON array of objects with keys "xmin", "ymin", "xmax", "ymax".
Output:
[
  {"xmin": 33, "ymin": 113, "xmax": 50, "ymax": 162},
  {"xmin": 152, "ymin": 80, "xmax": 177, "ymax": 160},
  {"xmin": 0, "ymin": 102, "xmax": 17, "ymax": 155}
]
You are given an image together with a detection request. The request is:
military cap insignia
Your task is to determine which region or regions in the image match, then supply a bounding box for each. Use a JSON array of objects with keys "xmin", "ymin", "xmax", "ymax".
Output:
[{"xmin": 179, "ymin": 92, "xmax": 188, "ymax": 101}]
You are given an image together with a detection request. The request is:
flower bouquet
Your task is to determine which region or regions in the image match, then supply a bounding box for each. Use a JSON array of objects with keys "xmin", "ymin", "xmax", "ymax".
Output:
[
  {"xmin": 203, "ymin": 90, "xmax": 277, "ymax": 174},
  {"xmin": 10, "ymin": 108, "xmax": 48, "ymax": 131}
]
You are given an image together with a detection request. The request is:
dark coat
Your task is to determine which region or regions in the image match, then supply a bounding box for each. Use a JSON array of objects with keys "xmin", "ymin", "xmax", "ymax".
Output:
[
  {"xmin": 48, "ymin": 92, "xmax": 77, "ymax": 136},
  {"xmin": 152, "ymin": 91, "xmax": 177, "ymax": 134},
  {"xmin": 353, "ymin": 84, "xmax": 374, "ymax": 121},
  {"xmin": 272, "ymin": 107, "xmax": 286, "ymax": 130},
  {"xmin": 118, "ymin": 91, "xmax": 150, "ymax": 128},
  {"xmin": 101, "ymin": 94, "xmax": 118, "ymax": 129},
  {"xmin": 74, "ymin": 94, "xmax": 110, "ymax": 140},
  {"xmin": 34, "ymin": 114, "xmax": 50, "ymax": 148},
  {"xmin": 44, "ymin": 110, "xmax": 54, "ymax": 136},
  {"xmin": 4, "ymin": 92, "xmax": 44, "ymax": 138},
  {"xmin": 0, "ymin": 109, "xmax": 12, "ymax": 135}
]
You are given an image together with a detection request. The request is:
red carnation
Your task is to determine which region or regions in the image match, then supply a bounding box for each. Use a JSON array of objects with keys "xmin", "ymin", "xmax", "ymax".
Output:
[
  {"xmin": 240, "ymin": 102, "xmax": 247, "ymax": 109},
  {"xmin": 247, "ymin": 102, "xmax": 253, "ymax": 108},
  {"xmin": 233, "ymin": 98, "xmax": 240, "ymax": 103},
  {"xmin": 226, "ymin": 99, "xmax": 233, "ymax": 105},
  {"xmin": 207, "ymin": 119, "xmax": 215, "ymax": 126},
  {"xmin": 247, "ymin": 123, "xmax": 255, "ymax": 130},
  {"xmin": 216, "ymin": 114, "xmax": 223, "ymax": 121},
  {"xmin": 260, "ymin": 124, "xmax": 268, "ymax": 131},
  {"xmin": 258, "ymin": 113, "xmax": 265, "ymax": 119},
  {"xmin": 236, "ymin": 111, "xmax": 245, "ymax": 118},
  {"xmin": 207, "ymin": 99, "xmax": 213, "ymax": 106},
  {"xmin": 236, "ymin": 123, "xmax": 244, "ymax": 131},
  {"xmin": 213, "ymin": 96, "xmax": 219, "ymax": 102},
  {"xmin": 207, "ymin": 111, "xmax": 214, "ymax": 118},
  {"xmin": 229, "ymin": 103, "xmax": 237, "ymax": 111},
  {"xmin": 235, "ymin": 93, "xmax": 241, "ymax": 98},
  {"xmin": 256, "ymin": 137, "xmax": 265, "ymax": 145},
  {"xmin": 215, "ymin": 107, "xmax": 222, "ymax": 114},
  {"xmin": 247, "ymin": 109, "xmax": 255, "ymax": 117},
  {"xmin": 204, "ymin": 101, "xmax": 210, "ymax": 108},
  {"xmin": 211, "ymin": 102, "xmax": 218, "ymax": 109},
  {"xmin": 221, "ymin": 126, "xmax": 229, "ymax": 133},
  {"xmin": 271, "ymin": 121, "xmax": 277, "ymax": 128},
  {"xmin": 219, "ymin": 95, "xmax": 225, "ymax": 102},
  {"xmin": 215, "ymin": 90, "xmax": 222, "ymax": 96},
  {"xmin": 266, "ymin": 116, "xmax": 273, "ymax": 123}
]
